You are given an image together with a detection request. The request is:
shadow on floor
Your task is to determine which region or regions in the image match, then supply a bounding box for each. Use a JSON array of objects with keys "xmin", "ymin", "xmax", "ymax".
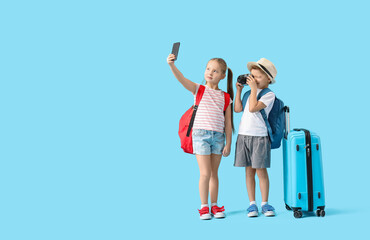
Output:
[{"xmin": 226, "ymin": 209, "xmax": 246, "ymax": 216}]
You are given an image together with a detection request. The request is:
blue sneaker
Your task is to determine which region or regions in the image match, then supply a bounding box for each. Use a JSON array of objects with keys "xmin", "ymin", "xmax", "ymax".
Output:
[
  {"xmin": 247, "ymin": 204, "xmax": 258, "ymax": 217},
  {"xmin": 261, "ymin": 204, "xmax": 275, "ymax": 217}
]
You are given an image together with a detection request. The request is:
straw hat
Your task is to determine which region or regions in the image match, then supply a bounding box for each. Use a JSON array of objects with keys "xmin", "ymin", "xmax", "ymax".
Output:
[{"xmin": 247, "ymin": 58, "xmax": 277, "ymax": 84}]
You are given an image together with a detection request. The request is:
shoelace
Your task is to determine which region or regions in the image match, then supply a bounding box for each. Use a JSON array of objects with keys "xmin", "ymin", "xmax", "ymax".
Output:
[
  {"xmin": 198, "ymin": 207, "xmax": 210, "ymax": 215},
  {"xmin": 211, "ymin": 205, "xmax": 225, "ymax": 214}
]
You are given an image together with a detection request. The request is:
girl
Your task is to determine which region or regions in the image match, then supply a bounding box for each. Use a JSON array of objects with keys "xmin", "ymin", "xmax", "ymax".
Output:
[{"xmin": 167, "ymin": 53, "xmax": 234, "ymax": 220}]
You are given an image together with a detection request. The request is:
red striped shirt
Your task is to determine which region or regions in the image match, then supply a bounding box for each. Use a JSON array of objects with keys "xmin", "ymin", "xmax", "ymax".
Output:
[{"xmin": 193, "ymin": 84, "xmax": 232, "ymax": 133}]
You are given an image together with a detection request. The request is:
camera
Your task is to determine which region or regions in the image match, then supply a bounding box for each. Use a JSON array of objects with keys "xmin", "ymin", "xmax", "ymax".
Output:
[{"xmin": 237, "ymin": 74, "xmax": 251, "ymax": 85}]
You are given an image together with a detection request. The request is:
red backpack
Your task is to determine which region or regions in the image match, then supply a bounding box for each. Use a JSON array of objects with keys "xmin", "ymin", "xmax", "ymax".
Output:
[{"xmin": 178, "ymin": 85, "xmax": 230, "ymax": 154}]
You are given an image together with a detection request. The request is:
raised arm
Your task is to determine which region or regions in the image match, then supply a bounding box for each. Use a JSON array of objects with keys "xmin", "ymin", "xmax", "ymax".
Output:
[{"xmin": 167, "ymin": 54, "xmax": 197, "ymax": 95}]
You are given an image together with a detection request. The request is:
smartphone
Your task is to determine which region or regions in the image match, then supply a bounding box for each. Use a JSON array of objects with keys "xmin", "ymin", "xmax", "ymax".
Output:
[{"xmin": 171, "ymin": 42, "xmax": 180, "ymax": 61}]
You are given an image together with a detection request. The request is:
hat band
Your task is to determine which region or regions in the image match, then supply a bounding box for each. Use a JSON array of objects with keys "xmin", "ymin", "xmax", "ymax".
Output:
[{"xmin": 258, "ymin": 63, "xmax": 273, "ymax": 79}]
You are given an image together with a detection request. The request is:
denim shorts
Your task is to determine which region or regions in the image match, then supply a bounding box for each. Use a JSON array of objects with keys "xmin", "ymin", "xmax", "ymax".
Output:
[{"xmin": 192, "ymin": 129, "xmax": 225, "ymax": 155}]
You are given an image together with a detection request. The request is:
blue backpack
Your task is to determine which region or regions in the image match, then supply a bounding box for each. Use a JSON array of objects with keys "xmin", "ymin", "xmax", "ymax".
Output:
[{"xmin": 242, "ymin": 88, "xmax": 285, "ymax": 149}]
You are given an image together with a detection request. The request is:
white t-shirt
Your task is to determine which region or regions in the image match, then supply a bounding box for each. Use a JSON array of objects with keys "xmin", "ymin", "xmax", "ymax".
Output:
[
  {"xmin": 193, "ymin": 84, "xmax": 233, "ymax": 133},
  {"xmin": 238, "ymin": 89, "xmax": 275, "ymax": 136}
]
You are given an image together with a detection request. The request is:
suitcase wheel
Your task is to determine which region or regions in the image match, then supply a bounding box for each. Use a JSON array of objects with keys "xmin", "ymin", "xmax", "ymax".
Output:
[
  {"xmin": 316, "ymin": 209, "xmax": 326, "ymax": 217},
  {"xmin": 294, "ymin": 210, "xmax": 302, "ymax": 218},
  {"xmin": 320, "ymin": 210, "xmax": 326, "ymax": 217}
]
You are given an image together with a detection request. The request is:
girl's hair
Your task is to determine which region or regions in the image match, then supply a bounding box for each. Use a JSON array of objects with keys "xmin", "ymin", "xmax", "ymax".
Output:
[
  {"xmin": 250, "ymin": 65, "xmax": 272, "ymax": 83},
  {"xmin": 208, "ymin": 58, "xmax": 234, "ymax": 133}
]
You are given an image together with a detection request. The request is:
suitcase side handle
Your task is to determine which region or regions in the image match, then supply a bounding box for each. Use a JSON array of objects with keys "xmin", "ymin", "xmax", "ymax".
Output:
[{"xmin": 284, "ymin": 106, "xmax": 290, "ymax": 138}]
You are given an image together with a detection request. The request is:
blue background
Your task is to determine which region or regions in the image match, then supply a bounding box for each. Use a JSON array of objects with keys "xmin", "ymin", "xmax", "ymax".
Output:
[{"xmin": 1, "ymin": 0, "xmax": 369, "ymax": 239}]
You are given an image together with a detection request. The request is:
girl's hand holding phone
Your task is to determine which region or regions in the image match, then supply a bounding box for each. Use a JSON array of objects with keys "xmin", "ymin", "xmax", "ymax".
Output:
[{"xmin": 167, "ymin": 54, "xmax": 176, "ymax": 64}]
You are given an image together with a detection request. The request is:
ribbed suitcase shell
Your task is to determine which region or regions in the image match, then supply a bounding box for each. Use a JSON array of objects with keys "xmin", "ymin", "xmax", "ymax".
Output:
[{"xmin": 283, "ymin": 130, "xmax": 325, "ymax": 213}]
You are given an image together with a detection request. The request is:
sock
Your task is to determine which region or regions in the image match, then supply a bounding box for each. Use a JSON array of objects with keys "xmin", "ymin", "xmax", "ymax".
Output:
[
  {"xmin": 250, "ymin": 201, "xmax": 256, "ymax": 206},
  {"xmin": 261, "ymin": 202, "xmax": 268, "ymax": 206},
  {"xmin": 211, "ymin": 203, "xmax": 217, "ymax": 207},
  {"xmin": 201, "ymin": 204, "xmax": 209, "ymax": 209}
]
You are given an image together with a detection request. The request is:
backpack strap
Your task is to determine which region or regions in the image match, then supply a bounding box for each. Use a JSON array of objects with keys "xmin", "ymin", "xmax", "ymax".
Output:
[
  {"xmin": 223, "ymin": 92, "xmax": 230, "ymax": 112},
  {"xmin": 241, "ymin": 90, "xmax": 250, "ymax": 111},
  {"xmin": 241, "ymin": 88, "xmax": 271, "ymax": 111},
  {"xmin": 259, "ymin": 88, "xmax": 274, "ymax": 143},
  {"xmin": 260, "ymin": 109, "xmax": 273, "ymax": 143},
  {"xmin": 259, "ymin": 88, "xmax": 271, "ymax": 98},
  {"xmin": 186, "ymin": 85, "xmax": 205, "ymax": 137},
  {"xmin": 195, "ymin": 85, "xmax": 205, "ymax": 106}
]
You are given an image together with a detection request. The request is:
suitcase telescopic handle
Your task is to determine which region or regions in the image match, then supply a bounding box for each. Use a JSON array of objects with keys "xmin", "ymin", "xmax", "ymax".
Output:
[{"xmin": 284, "ymin": 106, "xmax": 290, "ymax": 138}]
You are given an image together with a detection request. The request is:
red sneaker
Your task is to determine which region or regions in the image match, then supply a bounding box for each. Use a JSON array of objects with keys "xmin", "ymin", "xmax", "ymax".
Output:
[
  {"xmin": 211, "ymin": 205, "xmax": 225, "ymax": 218},
  {"xmin": 198, "ymin": 207, "xmax": 211, "ymax": 220}
]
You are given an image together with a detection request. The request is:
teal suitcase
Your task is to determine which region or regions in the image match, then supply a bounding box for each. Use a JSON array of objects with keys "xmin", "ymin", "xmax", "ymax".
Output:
[{"xmin": 283, "ymin": 107, "xmax": 326, "ymax": 218}]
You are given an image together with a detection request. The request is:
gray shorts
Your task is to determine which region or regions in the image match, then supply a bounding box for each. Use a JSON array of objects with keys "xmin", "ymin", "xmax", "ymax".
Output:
[{"xmin": 234, "ymin": 134, "xmax": 271, "ymax": 168}]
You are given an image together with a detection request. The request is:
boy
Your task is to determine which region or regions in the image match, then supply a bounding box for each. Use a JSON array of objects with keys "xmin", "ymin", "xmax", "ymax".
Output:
[{"xmin": 234, "ymin": 58, "xmax": 277, "ymax": 217}]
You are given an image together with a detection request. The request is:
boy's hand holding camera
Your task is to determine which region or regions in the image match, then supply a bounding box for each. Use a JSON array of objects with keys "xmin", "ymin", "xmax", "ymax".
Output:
[
  {"xmin": 236, "ymin": 82, "xmax": 244, "ymax": 92},
  {"xmin": 246, "ymin": 74, "xmax": 257, "ymax": 92},
  {"xmin": 236, "ymin": 73, "xmax": 257, "ymax": 92},
  {"xmin": 234, "ymin": 81, "xmax": 244, "ymax": 113},
  {"xmin": 234, "ymin": 74, "xmax": 259, "ymax": 113}
]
